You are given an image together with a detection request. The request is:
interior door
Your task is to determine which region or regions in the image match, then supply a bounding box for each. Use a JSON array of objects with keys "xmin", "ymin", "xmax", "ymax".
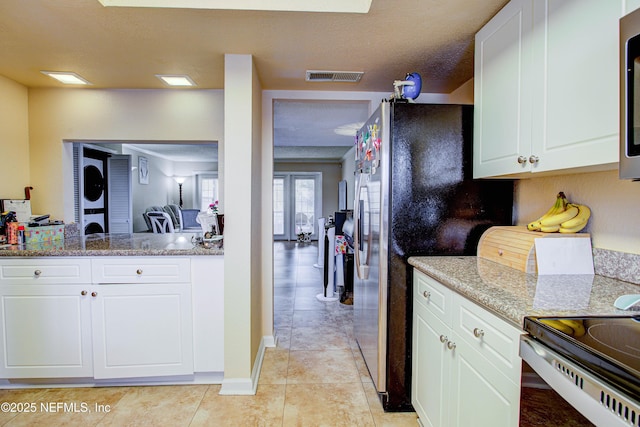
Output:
[{"xmin": 107, "ymin": 154, "xmax": 132, "ymax": 234}]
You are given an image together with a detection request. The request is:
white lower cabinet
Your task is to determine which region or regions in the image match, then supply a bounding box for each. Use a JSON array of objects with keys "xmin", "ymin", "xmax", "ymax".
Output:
[
  {"xmin": 0, "ymin": 256, "xmax": 221, "ymax": 382},
  {"xmin": 91, "ymin": 283, "xmax": 193, "ymax": 379},
  {"xmin": 412, "ymin": 270, "xmax": 522, "ymax": 427},
  {"xmin": 0, "ymin": 284, "xmax": 93, "ymax": 378}
]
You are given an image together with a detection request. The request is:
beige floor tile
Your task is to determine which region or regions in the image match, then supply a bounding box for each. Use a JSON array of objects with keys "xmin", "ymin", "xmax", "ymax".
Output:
[
  {"xmin": 287, "ymin": 350, "xmax": 359, "ymax": 384},
  {"xmin": 291, "ymin": 309, "xmax": 335, "ymax": 327},
  {"xmin": 283, "ymin": 383, "xmax": 375, "ymax": 427},
  {"xmin": 362, "ymin": 381, "xmax": 418, "ymax": 427},
  {"xmin": 290, "ymin": 325, "xmax": 351, "ymax": 350},
  {"xmin": 351, "ymin": 348, "xmax": 374, "ymax": 384},
  {"xmin": 259, "ymin": 348, "xmax": 290, "ymax": 385},
  {"xmin": 190, "ymin": 384, "xmax": 285, "ymax": 427},
  {"xmin": 0, "ymin": 386, "xmax": 131, "ymax": 427},
  {"xmin": 96, "ymin": 385, "xmax": 207, "ymax": 426}
]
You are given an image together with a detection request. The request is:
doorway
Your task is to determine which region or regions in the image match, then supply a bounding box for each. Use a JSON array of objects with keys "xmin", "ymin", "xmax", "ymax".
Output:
[{"xmin": 273, "ymin": 173, "xmax": 322, "ymax": 241}]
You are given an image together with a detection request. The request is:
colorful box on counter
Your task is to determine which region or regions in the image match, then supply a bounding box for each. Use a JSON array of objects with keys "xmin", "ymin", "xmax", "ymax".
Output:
[
  {"xmin": 24, "ymin": 240, "xmax": 65, "ymax": 251},
  {"xmin": 24, "ymin": 224, "xmax": 64, "ymax": 244}
]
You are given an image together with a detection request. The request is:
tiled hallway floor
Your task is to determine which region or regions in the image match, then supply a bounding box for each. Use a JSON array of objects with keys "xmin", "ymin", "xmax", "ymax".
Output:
[{"xmin": 0, "ymin": 241, "xmax": 418, "ymax": 426}]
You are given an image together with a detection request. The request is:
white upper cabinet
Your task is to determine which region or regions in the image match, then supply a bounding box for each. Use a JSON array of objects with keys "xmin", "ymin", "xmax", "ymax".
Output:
[
  {"xmin": 474, "ymin": 0, "xmax": 534, "ymax": 178},
  {"xmin": 474, "ymin": 0, "xmax": 625, "ymax": 178}
]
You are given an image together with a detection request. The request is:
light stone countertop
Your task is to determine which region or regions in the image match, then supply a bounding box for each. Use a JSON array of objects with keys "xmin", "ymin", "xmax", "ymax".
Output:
[
  {"xmin": 408, "ymin": 256, "xmax": 640, "ymax": 329},
  {"xmin": 0, "ymin": 233, "xmax": 223, "ymax": 257}
]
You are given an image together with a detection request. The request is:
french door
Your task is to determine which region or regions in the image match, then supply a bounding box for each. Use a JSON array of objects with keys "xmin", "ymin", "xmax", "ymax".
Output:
[{"xmin": 273, "ymin": 173, "xmax": 321, "ymax": 241}]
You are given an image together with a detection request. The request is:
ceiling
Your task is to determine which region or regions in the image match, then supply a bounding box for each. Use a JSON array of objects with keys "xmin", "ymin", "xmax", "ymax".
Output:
[{"xmin": 0, "ymin": 0, "xmax": 509, "ymax": 161}]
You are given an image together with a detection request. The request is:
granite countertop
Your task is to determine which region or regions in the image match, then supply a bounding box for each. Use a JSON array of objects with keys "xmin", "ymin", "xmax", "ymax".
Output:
[
  {"xmin": 408, "ymin": 256, "xmax": 640, "ymax": 328},
  {"xmin": 0, "ymin": 233, "xmax": 224, "ymax": 257}
]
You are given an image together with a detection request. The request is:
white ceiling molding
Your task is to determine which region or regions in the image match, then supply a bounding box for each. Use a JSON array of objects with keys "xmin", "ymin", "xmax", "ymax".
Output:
[{"xmin": 97, "ymin": 0, "xmax": 372, "ymax": 13}]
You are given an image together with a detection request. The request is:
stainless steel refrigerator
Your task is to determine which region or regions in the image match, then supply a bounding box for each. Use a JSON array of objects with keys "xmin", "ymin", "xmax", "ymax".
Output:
[{"xmin": 353, "ymin": 102, "xmax": 513, "ymax": 411}]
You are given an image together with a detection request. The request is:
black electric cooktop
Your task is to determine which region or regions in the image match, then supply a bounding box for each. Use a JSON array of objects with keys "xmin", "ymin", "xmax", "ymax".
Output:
[{"xmin": 523, "ymin": 315, "xmax": 640, "ymax": 402}]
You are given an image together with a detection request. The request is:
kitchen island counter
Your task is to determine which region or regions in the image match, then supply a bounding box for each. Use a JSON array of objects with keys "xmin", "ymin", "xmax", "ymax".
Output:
[
  {"xmin": 0, "ymin": 233, "xmax": 223, "ymax": 257},
  {"xmin": 408, "ymin": 256, "xmax": 639, "ymax": 328}
]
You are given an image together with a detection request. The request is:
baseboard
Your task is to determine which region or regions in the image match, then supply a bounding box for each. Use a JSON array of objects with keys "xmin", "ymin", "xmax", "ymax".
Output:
[
  {"xmin": 219, "ymin": 335, "xmax": 271, "ymax": 395},
  {"xmin": 263, "ymin": 333, "xmax": 277, "ymax": 348}
]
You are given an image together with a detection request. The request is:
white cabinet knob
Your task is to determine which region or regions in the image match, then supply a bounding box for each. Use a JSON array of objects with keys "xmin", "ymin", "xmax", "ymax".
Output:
[{"xmin": 473, "ymin": 328, "xmax": 485, "ymax": 338}]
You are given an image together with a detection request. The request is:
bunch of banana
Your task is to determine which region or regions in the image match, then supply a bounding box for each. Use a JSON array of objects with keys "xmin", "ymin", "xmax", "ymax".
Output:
[
  {"xmin": 526, "ymin": 192, "xmax": 591, "ymax": 233},
  {"xmin": 540, "ymin": 318, "xmax": 586, "ymax": 337},
  {"xmin": 527, "ymin": 192, "xmax": 568, "ymax": 231}
]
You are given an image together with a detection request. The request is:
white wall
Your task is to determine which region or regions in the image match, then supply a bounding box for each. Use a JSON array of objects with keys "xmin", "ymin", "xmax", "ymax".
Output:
[
  {"xmin": 27, "ymin": 88, "xmax": 224, "ymax": 221},
  {"xmin": 515, "ymin": 170, "xmax": 640, "ymax": 254},
  {"xmin": 222, "ymin": 54, "xmax": 264, "ymax": 394},
  {"xmin": 0, "ymin": 76, "xmax": 29, "ymax": 200}
]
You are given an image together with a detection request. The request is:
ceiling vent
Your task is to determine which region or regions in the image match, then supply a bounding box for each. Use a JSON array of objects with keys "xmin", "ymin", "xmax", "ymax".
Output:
[{"xmin": 305, "ymin": 70, "xmax": 364, "ymax": 83}]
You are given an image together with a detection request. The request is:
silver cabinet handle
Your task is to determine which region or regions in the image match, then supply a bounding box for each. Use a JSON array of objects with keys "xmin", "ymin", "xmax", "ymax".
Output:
[
  {"xmin": 136, "ymin": 269, "xmax": 143, "ymax": 275},
  {"xmin": 34, "ymin": 270, "xmax": 42, "ymax": 277},
  {"xmin": 422, "ymin": 291, "xmax": 431, "ymax": 299},
  {"xmin": 439, "ymin": 335, "xmax": 448, "ymax": 343},
  {"xmin": 517, "ymin": 156, "xmax": 527, "ymax": 164},
  {"xmin": 447, "ymin": 341, "xmax": 456, "ymax": 351},
  {"xmin": 529, "ymin": 155, "xmax": 539, "ymax": 164},
  {"xmin": 473, "ymin": 328, "xmax": 485, "ymax": 338}
]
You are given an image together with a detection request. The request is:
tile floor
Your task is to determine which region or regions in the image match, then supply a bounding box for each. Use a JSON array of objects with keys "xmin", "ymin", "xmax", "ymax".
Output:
[{"xmin": 0, "ymin": 241, "xmax": 418, "ymax": 426}]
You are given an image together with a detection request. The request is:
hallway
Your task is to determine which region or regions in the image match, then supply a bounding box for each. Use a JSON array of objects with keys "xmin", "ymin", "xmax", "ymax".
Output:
[
  {"xmin": 0, "ymin": 242, "xmax": 418, "ymax": 426},
  {"xmin": 267, "ymin": 241, "xmax": 418, "ymax": 425}
]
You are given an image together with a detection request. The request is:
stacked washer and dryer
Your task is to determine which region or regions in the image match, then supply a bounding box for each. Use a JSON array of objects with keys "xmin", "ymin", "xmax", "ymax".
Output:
[{"xmin": 82, "ymin": 150, "xmax": 108, "ymax": 235}]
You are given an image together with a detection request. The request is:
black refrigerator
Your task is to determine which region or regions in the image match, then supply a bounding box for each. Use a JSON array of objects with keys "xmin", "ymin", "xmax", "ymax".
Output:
[{"xmin": 353, "ymin": 102, "xmax": 513, "ymax": 411}]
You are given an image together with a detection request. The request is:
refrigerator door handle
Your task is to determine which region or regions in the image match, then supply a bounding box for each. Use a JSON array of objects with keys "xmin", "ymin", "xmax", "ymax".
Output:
[{"xmin": 354, "ymin": 174, "xmax": 369, "ymax": 280}]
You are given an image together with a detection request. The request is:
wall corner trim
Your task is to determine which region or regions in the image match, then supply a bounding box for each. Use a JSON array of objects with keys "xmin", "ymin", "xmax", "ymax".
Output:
[{"xmin": 218, "ymin": 335, "xmax": 272, "ymax": 395}]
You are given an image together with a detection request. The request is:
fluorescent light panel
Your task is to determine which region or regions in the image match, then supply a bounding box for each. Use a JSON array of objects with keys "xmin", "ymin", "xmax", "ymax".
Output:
[
  {"xmin": 156, "ymin": 74, "xmax": 197, "ymax": 87},
  {"xmin": 98, "ymin": 0, "xmax": 372, "ymax": 13},
  {"xmin": 41, "ymin": 71, "xmax": 91, "ymax": 85}
]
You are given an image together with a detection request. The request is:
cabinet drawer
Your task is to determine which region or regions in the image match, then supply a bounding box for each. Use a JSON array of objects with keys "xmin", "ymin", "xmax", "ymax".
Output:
[
  {"xmin": 453, "ymin": 295, "xmax": 522, "ymax": 381},
  {"xmin": 0, "ymin": 258, "xmax": 91, "ymax": 284},
  {"xmin": 92, "ymin": 257, "xmax": 190, "ymax": 284},
  {"xmin": 413, "ymin": 270, "xmax": 453, "ymax": 326}
]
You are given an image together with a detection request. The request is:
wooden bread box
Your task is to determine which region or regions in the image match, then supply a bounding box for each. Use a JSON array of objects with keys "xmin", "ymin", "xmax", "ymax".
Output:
[{"xmin": 477, "ymin": 226, "xmax": 591, "ymax": 273}]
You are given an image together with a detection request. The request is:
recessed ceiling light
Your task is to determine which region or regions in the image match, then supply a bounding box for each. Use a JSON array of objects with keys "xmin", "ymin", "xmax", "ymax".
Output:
[
  {"xmin": 41, "ymin": 71, "xmax": 92, "ymax": 85},
  {"xmin": 156, "ymin": 74, "xmax": 197, "ymax": 87}
]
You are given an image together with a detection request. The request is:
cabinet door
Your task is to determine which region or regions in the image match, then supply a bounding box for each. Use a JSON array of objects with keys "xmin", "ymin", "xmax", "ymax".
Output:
[
  {"xmin": 626, "ymin": 1, "xmax": 640, "ymax": 14},
  {"xmin": 91, "ymin": 284, "xmax": 194, "ymax": 379},
  {"xmin": 454, "ymin": 295, "xmax": 522, "ymax": 381},
  {"xmin": 530, "ymin": 0, "xmax": 620, "ymax": 173},
  {"xmin": 412, "ymin": 301, "xmax": 451, "ymax": 427},
  {"xmin": 0, "ymin": 285, "xmax": 92, "ymax": 378},
  {"xmin": 449, "ymin": 334, "xmax": 521, "ymax": 427},
  {"xmin": 474, "ymin": 0, "xmax": 534, "ymax": 178}
]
